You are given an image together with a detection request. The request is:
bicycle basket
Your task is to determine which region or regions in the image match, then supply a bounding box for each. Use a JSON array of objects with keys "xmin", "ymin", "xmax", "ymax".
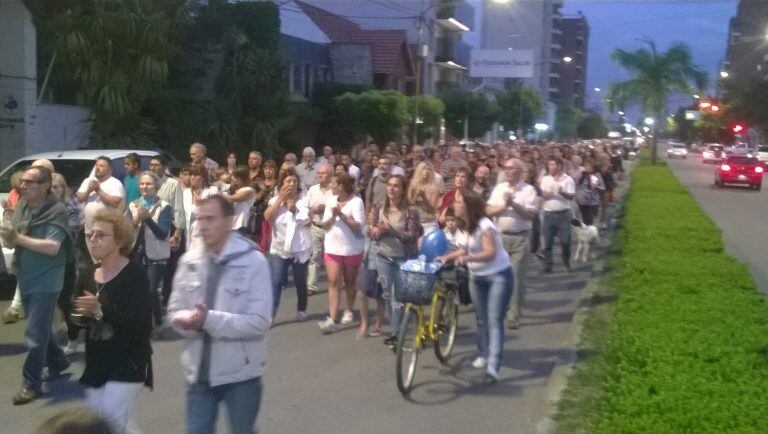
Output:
[{"xmin": 395, "ymin": 269, "xmax": 439, "ymax": 305}]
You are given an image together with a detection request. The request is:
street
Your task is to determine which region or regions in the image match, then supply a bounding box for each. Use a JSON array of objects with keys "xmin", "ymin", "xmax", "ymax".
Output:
[
  {"xmin": 661, "ymin": 143, "xmax": 768, "ymax": 294},
  {"xmin": 0, "ymin": 174, "xmax": 632, "ymax": 434}
]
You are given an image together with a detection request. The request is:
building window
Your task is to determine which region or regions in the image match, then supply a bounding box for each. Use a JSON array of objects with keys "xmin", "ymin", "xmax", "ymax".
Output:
[
  {"xmin": 304, "ymin": 64, "xmax": 312, "ymax": 98},
  {"xmin": 293, "ymin": 62, "xmax": 304, "ymax": 95}
]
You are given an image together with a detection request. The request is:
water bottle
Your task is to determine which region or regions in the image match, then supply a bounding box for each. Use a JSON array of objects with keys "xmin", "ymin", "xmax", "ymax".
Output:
[{"xmin": 418, "ymin": 254, "xmax": 427, "ymax": 272}]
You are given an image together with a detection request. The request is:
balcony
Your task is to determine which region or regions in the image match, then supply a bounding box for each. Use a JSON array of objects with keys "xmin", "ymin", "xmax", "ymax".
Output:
[
  {"xmin": 434, "ymin": 36, "xmax": 468, "ymax": 70},
  {"xmin": 552, "ymin": 27, "xmax": 563, "ymax": 36},
  {"xmin": 436, "ymin": 1, "xmax": 471, "ymax": 32}
]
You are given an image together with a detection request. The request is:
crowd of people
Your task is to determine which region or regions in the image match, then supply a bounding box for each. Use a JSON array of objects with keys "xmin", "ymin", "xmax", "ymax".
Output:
[{"xmin": 0, "ymin": 138, "xmax": 626, "ymax": 433}]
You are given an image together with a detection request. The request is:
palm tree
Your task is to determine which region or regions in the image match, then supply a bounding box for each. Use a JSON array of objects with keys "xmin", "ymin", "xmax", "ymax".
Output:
[{"xmin": 607, "ymin": 39, "xmax": 707, "ymax": 164}]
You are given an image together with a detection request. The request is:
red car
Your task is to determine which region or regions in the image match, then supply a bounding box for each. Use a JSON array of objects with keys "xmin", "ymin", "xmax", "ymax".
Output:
[{"xmin": 714, "ymin": 156, "xmax": 764, "ymax": 191}]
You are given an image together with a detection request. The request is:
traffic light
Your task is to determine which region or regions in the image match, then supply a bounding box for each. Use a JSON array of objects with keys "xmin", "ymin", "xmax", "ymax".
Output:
[{"xmin": 731, "ymin": 122, "xmax": 747, "ymax": 135}]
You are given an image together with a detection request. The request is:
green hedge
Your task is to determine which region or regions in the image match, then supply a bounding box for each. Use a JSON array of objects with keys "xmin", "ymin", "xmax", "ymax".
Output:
[{"xmin": 559, "ymin": 157, "xmax": 768, "ymax": 432}]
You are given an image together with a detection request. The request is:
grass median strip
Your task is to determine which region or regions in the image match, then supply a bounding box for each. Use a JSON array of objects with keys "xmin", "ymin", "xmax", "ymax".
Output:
[{"xmin": 554, "ymin": 156, "xmax": 768, "ymax": 433}]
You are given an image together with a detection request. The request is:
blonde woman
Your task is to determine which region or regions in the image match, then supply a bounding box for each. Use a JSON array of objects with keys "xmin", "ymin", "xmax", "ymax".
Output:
[{"xmin": 407, "ymin": 161, "xmax": 443, "ymax": 235}]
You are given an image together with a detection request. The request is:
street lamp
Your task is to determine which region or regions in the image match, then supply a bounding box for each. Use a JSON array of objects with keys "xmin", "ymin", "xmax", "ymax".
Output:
[
  {"xmin": 563, "ymin": 56, "xmax": 573, "ymax": 63},
  {"xmin": 644, "ymin": 117, "xmax": 654, "ymax": 125},
  {"xmin": 720, "ymin": 71, "xmax": 730, "ymax": 78},
  {"xmin": 492, "ymin": 0, "xmax": 512, "ymax": 3},
  {"xmin": 534, "ymin": 123, "xmax": 549, "ymax": 132},
  {"xmin": 693, "ymin": 94, "xmax": 700, "ymax": 99},
  {"xmin": 594, "ymin": 87, "xmax": 601, "ymax": 92},
  {"xmin": 618, "ymin": 111, "xmax": 625, "ymax": 116}
]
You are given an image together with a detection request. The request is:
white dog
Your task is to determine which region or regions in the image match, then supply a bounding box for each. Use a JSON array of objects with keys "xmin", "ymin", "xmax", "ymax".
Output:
[{"xmin": 571, "ymin": 218, "xmax": 600, "ymax": 262}]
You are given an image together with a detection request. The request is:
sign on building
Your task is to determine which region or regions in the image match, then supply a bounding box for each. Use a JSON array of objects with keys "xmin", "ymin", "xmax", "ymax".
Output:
[{"xmin": 469, "ymin": 49, "xmax": 534, "ymax": 78}]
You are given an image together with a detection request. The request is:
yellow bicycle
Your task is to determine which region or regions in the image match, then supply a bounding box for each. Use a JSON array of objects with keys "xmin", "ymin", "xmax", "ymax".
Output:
[{"xmin": 395, "ymin": 267, "xmax": 461, "ymax": 396}]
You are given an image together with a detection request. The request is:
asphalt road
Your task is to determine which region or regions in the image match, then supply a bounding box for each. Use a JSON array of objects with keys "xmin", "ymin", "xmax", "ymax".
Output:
[
  {"xmin": 662, "ymin": 143, "xmax": 768, "ymax": 293},
  {"xmin": 0, "ymin": 166, "xmax": 633, "ymax": 434}
]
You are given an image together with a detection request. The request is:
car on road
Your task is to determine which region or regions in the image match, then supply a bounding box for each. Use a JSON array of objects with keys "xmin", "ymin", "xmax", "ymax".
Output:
[
  {"xmin": 756, "ymin": 145, "xmax": 768, "ymax": 163},
  {"xmin": 725, "ymin": 142, "xmax": 756, "ymax": 158},
  {"xmin": 702, "ymin": 144, "xmax": 725, "ymax": 164},
  {"xmin": 667, "ymin": 143, "xmax": 688, "ymax": 159},
  {"xmin": 714, "ymin": 156, "xmax": 764, "ymax": 191},
  {"xmin": 0, "ymin": 149, "xmax": 180, "ymax": 274}
]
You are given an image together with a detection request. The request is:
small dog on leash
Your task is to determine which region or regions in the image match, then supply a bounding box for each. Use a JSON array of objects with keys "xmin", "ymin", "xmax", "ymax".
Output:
[{"xmin": 571, "ymin": 218, "xmax": 599, "ymax": 262}]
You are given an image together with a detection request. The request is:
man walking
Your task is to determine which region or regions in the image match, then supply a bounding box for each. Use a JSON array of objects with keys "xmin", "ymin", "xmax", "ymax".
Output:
[
  {"xmin": 306, "ymin": 163, "xmax": 334, "ymax": 295},
  {"xmin": 168, "ymin": 195, "xmax": 272, "ymax": 434},
  {"xmin": 486, "ymin": 159, "xmax": 539, "ymax": 329},
  {"xmin": 123, "ymin": 152, "xmax": 142, "ymax": 204},
  {"xmin": 0, "ymin": 166, "xmax": 72, "ymax": 404},
  {"xmin": 150, "ymin": 155, "xmax": 185, "ymax": 310},
  {"xmin": 76, "ymin": 157, "xmax": 125, "ymax": 235},
  {"xmin": 539, "ymin": 157, "xmax": 575, "ymax": 273}
]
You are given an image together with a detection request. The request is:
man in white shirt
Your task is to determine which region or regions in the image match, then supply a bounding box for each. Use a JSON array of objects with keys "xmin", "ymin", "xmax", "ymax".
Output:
[
  {"xmin": 538, "ymin": 156, "xmax": 576, "ymax": 273},
  {"xmin": 296, "ymin": 147, "xmax": 318, "ymax": 191},
  {"xmin": 75, "ymin": 157, "xmax": 125, "ymax": 235},
  {"xmin": 486, "ymin": 158, "xmax": 539, "ymax": 329},
  {"xmin": 305, "ymin": 163, "xmax": 334, "ymax": 294},
  {"xmin": 340, "ymin": 154, "xmax": 360, "ymax": 183}
]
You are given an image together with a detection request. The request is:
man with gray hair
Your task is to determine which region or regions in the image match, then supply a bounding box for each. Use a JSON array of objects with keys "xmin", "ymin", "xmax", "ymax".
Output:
[
  {"xmin": 318, "ymin": 146, "xmax": 333, "ymax": 164},
  {"xmin": 296, "ymin": 147, "xmax": 318, "ymax": 191},
  {"xmin": 485, "ymin": 158, "xmax": 539, "ymax": 329},
  {"xmin": 189, "ymin": 142, "xmax": 218, "ymax": 184},
  {"xmin": 305, "ymin": 163, "xmax": 334, "ymax": 294}
]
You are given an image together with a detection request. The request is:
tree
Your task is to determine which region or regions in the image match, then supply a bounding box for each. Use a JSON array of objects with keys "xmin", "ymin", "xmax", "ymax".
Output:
[
  {"xmin": 308, "ymin": 82, "xmax": 373, "ymax": 148},
  {"xmin": 26, "ymin": 0, "xmax": 190, "ymax": 147},
  {"xmin": 438, "ymin": 88, "xmax": 498, "ymax": 139},
  {"xmin": 496, "ymin": 84, "xmax": 543, "ymax": 135},
  {"xmin": 335, "ymin": 90, "xmax": 411, "ymax": 144},
  {"xmin": 407, "ymin": 95, "xmax": 445, "ymax": 143},
  {"xmin": 554, "ymin": 101, "xmax": 583, "ymax": 140},
  {"xmin": 721, "ymin": 78, "xmax": 768, "ymax": 139},
  {"xmin": 607, "ymin": 40, "xmax": 707, "ymax": 164},
  {"xmin": 577, "ymin": 113, "xmax": 609, "ymax": 139}
]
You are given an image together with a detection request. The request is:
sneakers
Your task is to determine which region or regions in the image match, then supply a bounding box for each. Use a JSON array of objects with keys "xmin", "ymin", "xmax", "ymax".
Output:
[
  {"xmin": 296, "ymin": 311, "xmax": 307, "ymax": 322},
  {"xmin": 12, "ymin": 387, "xmax": 41, "ymax": 405},
  {"xmin": 471, "ymin": 356, "xmax": 487, "ymax": 369},
  {"xmin": 506, "ymin": 319, "xmax": 520, "ymax": 330},
  {"xmin": 63, "ymin": 340, "xmax": 79, "ymax": 356},
  {"xmin": 383, "ymin": 336, "xmax": 398, "ymax": 351},
  {"xmin": 340, "ymin": 309, "xmax": 354, "ymax": 325},
  {"xmin": 2, "ymin": 306, "xmax": 21, "ymax": 324},
  {"xmin": 317, "ymin": 317, "xmax": 339, "ymax": 334},
  {"xmin": 484, "ymin": 367, "xmax": 500, "ymax": 385}
]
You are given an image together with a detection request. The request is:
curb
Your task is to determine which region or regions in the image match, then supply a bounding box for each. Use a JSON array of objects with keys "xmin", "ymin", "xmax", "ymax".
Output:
[{"xmin": 530, "ymin": 160, "xmax": 636, "ymax": 434}]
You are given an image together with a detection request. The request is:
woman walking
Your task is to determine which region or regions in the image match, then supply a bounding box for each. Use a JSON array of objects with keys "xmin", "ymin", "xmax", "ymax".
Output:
[
  {"xmin": 574, "ymin": 158, "xmax": 605, "ymax": 226},
  {"xmin": 437, "ymin": 192, "xmax": 513, "ymax": 384},
  {"xmin": 222, "ymin": 166, "xmax": 256, "ymax": 234},
  {"xmin": 319, "ymin": 173, "xmax": 365, "ymax": 333},
  {"xmin": 74, "ymin": 208, "xmax": 153, "ymax": 433},
  {"xmin": 368, "ymin": 175, "xmax": 421, "ymax": 348},
  {"xmin": 264, "ymin": 170, "xmax": 311, "ymax": 320},
  {"xmin": 128, "ymin": 172, "xmax": 172, "ymax": 329},
  {"xmin": 182, "ymin": 166, "xmax": 218, "ymax": 252}
]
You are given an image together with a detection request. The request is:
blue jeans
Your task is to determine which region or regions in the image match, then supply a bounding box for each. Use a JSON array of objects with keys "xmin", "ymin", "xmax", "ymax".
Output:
[
  {"xmin": 268, "ymin": 254, "xmax": 308, "ymax": 317},
  {"xmin": 542, "ymin": 209, "xmax": 572, "ymax": 269},
  {"xmin": 186, "ymin": 377, "xmax": 262, "ymax": 434},
  {"xmin": 377, "ymin": 254, "xmax": 404, "ymax": 338},
  {"xmin": 469, "ymin": 267, "xmax": 513, "ymax": 373},
  {"xmin": 145, "ymin": 263, "xmax": 166, "ymax": 326},
  {"xmin": 21, "ymin": 292, "xmax": 68, "ymax": 391}
]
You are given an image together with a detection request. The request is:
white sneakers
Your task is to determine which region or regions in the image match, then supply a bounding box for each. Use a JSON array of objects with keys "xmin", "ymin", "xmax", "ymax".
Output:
[
  {"xmin": 317, "ymin": 317, "xmax": 339, "ymax": 334},
  {"xmin": 340, "ymin": 310, "xmax": 354, "ymax": 325},
  {"xmin": 471, "ymin": 356, "xmax": 487, "ymax": 369},
  {"xmin": 63, "ymin": 340, "xmax": 79, "ymax": 356}
]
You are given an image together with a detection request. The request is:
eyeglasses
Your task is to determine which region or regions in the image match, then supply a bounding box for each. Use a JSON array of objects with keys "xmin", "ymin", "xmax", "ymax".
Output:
[{"xmin": 89, "ymin": 232, "xmax": 114, "ymax": 241}]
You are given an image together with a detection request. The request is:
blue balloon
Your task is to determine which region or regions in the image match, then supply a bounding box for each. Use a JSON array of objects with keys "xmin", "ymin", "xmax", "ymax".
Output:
[{"xmin": 420, "ymin": 229, "xmax": 449, "ymax": 261}]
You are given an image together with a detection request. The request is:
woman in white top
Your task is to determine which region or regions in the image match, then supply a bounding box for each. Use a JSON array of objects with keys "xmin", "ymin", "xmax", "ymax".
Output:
[
  {"xmin": 182, "ymin": 165, "xmax": 218, "ymax": 252},
  {"xmin": 318, "ymin": 172, "xmax": 365, "ymax": 333},
  {"xmin": 264, "ymin": 170, "xmax": 311, "ymax": 320},
  {"xmin": 437, "ymin": 191, "xmax": 513, "ymax": 384},
  {"xmin": 222, "ymin": 165, "xmax": 256, "ymax": 232}
]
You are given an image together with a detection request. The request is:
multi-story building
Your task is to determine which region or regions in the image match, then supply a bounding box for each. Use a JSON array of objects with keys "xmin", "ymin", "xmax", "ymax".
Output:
[
  {"xmin": 724, "ymin": 0, "xmax": 768, "ymax": 81},
  {"xmin": 556, "ymin": 13, "xmax": 589, "ymax": 109},
  {"xmin": 481, "ymin": 0, "xmax": 564, "ymax": 108}
]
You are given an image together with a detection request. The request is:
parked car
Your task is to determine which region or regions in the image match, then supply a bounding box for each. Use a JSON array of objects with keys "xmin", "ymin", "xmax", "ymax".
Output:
[
  {"xmin": 0, "ymin": 149, "xmax": 180, "ymax": 274},
  {"xmin": 667, "ymin": 143, "xmax": 688, "ymax": 159},
  {"xmin": 702, "ymin": 144, "xmax": 725, "ymax": 164},
  {"xmin": 714, "ymin": 156, "xmax": 764, "ymax": 191}
]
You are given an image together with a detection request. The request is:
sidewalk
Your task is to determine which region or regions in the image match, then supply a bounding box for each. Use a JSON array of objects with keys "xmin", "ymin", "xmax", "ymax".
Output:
[{"xmin": 0, "ymin": 161, "xmax": 635, "ymax": 433}]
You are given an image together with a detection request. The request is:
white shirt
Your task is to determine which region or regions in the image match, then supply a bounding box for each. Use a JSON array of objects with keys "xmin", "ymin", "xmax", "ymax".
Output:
[
  {"xmin": 182, "ymin": 186, "xmax": 219, "ymax": 251},
  {"xmin": 296, "ymin": 162, "xmax": 318, "ymax": 190},
  {"xmin": 77, "ymin": 176, "xmax": 125, "ymax": 233},
  {"xmin": 463, "ymin": 218, "xmax": 511, "ymax": 276},
  {"xmin": 231, "ymin": 187, "xmax": 256, "ymax": 230},
  {"xmin": 372, "ymin": 166, "xmax": 405, "ymax": 178},
  {"xmin": 268, "ymin": 195, "xmax": 311, "ymax": 261},
  {"xmin": 539, "ymin": 174, "xmax": 575, "ymax": 212},
  {"xmin": 321, "ymin": 195, "xmax": 365, "ymax": 256},
  {"xmin": 306, "ymin": 183, "xmax": 334, "ymax": 224},
  {"xmin": 348, "ymin": 164, "xmax": 361, "ymax": 182},
  {"xmin": 487, "ymin": 181, "xmax": 539, "ymax": 233}
]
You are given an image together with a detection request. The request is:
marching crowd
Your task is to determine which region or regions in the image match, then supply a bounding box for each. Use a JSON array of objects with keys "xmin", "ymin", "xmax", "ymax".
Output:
[{"xmin": 0, "ymin": 138, "xmax": 625, "ymax": 433}]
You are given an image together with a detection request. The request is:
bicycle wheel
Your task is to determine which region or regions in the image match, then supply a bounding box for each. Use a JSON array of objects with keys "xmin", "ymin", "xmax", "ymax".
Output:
[
  {"xmin": 396, "ymin": 305, "xmax": 420, "ymax": 395},
  {"xmin": 434, "ymin": 289, "xmax": 459, "ymax": 364}
]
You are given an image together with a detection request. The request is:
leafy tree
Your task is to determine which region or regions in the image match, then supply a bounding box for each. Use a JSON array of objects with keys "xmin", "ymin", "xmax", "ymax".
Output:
[
  {"xmin": 438, "ymin": 88, "xmax": 498, "ymax": 139},
  {"xmin": 335, "ymin": 90, "xmax": 411, "ymax": 144},
  {"xmin": 554, "ymin": 101, "xmax": 583, "ymax": 140},
  {"xmin": 721, "ymin": 78, "xmax": 768, "ymax": 139},
  {"xmin": 577, "ymin": 113, "xmax": 609, "ymax": 139},
  {"xmin": 496, "ymin": 84, "xmax": 543, "ymax": 135},
  {"xmin": 308, "ymin": 82, "xmax": 373, "ymax": 148},
  {"xmin": 407, "ymin": 95, "xmax": 445, "ymax": 143},
  {"xmin": 607, "ymin": 39, "xmax": 707, "ymax": 163},
  {"xmin": 26, "ymin": 0, "xmax": 190, "ymax": 147}
]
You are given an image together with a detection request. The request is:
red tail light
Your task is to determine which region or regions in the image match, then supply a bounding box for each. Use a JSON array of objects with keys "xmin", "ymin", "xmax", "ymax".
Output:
[
  {"xmin": 756, "ymin": 166, "xmax": 764, "ymax": 173},
  {"xmin": 720, "ymin": 164, "xmax": 731, "ymax": 171}
]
